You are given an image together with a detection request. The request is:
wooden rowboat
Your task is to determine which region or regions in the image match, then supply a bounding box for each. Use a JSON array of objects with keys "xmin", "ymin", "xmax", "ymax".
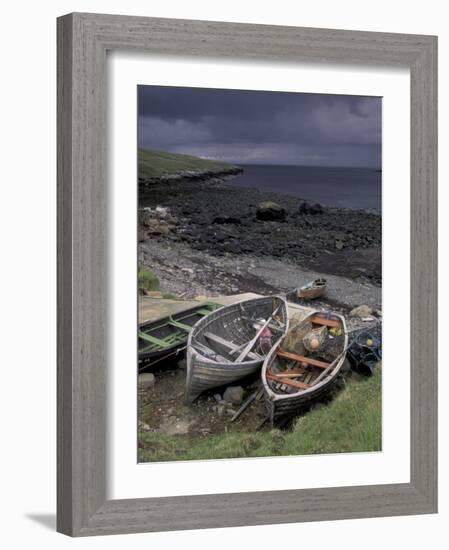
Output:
[
  {"xmin": 292, "ymin": 278, "xmax": 327, "ymax": 300},
  {"xmin": 138, "ymin": 302, "xmax": 222, "ymax": 371},
  {"xmin": 262, "ymin": 310, "xmax": 347, "ymax": 425},
  {"xmin": 299, "ymin": 278, "xmax": 326, "ymax": 299},
  {"xmin": 186, "ymin": 296, "xmax": 289, "ymax": 403}
]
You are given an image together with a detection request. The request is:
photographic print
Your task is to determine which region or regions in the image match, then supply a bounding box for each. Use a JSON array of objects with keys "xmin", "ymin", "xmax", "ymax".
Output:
[{"xmin": 137, "ymin": 86, "xmax": 382, "ymax": 463}]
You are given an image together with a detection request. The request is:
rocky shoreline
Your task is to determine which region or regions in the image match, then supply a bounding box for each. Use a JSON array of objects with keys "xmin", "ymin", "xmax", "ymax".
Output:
[
  {"xmin": 139, "ymin": 170, "xmax": 382, "ymax": 287},
  {"xmin": 139, "ymin": 165, "xmax": 243, "ymax": 187}
]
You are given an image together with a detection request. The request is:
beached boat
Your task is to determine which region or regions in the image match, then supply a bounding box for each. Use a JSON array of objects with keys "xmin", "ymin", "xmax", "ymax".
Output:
[
  {"xmin": 288, "ymin": 278, "xmax": 327, "ymax": 300},
  {"xmin": 186, "ymin": 296, "xmax": 289, "ymax": 403},
  {"xmin": 262, "ymin": 310, "xmax": 347, "ymax": 425},
  {"xmin": 138, "ymin": 302, "xmax": 222, "ymax": 371}
]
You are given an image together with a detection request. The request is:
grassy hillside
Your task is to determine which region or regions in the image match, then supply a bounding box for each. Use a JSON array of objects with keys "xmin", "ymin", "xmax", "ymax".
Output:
[
  {"xmin": 138, "ymin": 148, "xmax": 238, "ymax": 179},
  {"xmin": 138, "ymin": 367, "xmax": 382, "ymax": 462}
]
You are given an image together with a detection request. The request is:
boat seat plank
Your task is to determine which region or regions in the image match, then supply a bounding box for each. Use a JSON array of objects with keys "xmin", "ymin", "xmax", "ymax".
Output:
[
  {"xmin": 310, "ymin": 316, "xmax": 340, "ymax": 328},
  {"xmin": 192, "ymin": 341, "xmax": 231, "ymax": 363},
  {"xmin": 266, "ymin": 372, "xmax": 310, "ymax": 390},
  {"xmin": 168, "ymin": 318, "xmax": 193, "ymax": 332},
  {"xmin": 203, "ymin": 332, "xmax": 261, "ymax": 361},
  {"xmin": 138, "ymin": 331, "xmax": 172, "ymax": 347},
  {"xmin": 269, "ymin": 369, "xmax": 306, "ymax": 378},
  {"xmin": 277, "ymin": 349, "xmax": 329, "ymax": 369}
]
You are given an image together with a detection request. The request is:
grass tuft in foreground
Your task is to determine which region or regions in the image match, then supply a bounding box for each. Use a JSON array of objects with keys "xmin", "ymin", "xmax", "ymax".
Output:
[
  {"xmin": 138, "ymin": 366, "xmax": 382, "ymax": 462},
  {"xmin": 138, "ymin": 269, "xmax": 160, "ymax": 292}
]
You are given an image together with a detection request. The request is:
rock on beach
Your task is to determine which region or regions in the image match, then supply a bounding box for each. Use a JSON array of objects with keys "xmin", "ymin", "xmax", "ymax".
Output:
[
  {"xmin": 349, "ymin": 305, "xmax": 373, "ymax": 318},
  {"xmin": 256, "ymin": 201, "xmax": 286, "ymax": 221},
  {"xmin": 139, "ymin": 373, "xmax": 156, "ymax": 390},
  {"xmin": 223, "ymin": 386, "xmax": 244, "ymax": 405}
]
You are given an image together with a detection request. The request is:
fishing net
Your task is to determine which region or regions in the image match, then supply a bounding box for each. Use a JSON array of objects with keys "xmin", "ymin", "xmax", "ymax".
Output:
[
  {"xmin": 347, "ymin": 329, "xmax": 382, "ymax": 376},
  {"xmin": 282, "ymin": 312, "xmax": 312, "ymax": 355},
  {"xmin": 303, "ymin": 326, "xmax": 328, "ymax": 352}
]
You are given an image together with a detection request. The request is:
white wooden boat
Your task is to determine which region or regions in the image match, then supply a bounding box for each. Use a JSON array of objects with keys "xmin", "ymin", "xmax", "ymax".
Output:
[
  {"xmin": 186, "ymin": 296, "xmax": 288, "ymax": 403},
  {"xmin": 262, "ymin": 310, "xmax": 347, "ymax": 425}
]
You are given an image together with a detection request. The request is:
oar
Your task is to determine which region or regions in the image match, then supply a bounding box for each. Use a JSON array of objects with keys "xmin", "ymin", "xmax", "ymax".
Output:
[
  {"xmin": 230, "ymin": 389, "xmax": 263, "ymax": 422},
  {"xmin": 235, "ymin": 305, "xmax": 282, "ymax": 363},
  {"xmin": 240, "ymin": 315, "xmax": 285, "ymax": 333}
]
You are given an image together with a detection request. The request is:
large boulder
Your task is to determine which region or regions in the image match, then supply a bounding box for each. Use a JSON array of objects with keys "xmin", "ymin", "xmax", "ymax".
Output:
[
  {"xmin": 223, "ymin": 386, "xmax": 244, "ymax": 405},
  {"xmin": 138, "ymin": 207, "xmax": 177, "ymax": 236},
  {"xmin": 349, "ymin": 305, "xmax": 373, "ymax": 318},
  {"xmin": 256, "ymin": 201, "xmax": 286, "ymax": 221},
  {"xmin": 298, "ymin": 201, "xmax": 324, "ymax": 215},
  {"xmin": 138, "ymin": 373, "xmax": 155, "ymax": 390}
]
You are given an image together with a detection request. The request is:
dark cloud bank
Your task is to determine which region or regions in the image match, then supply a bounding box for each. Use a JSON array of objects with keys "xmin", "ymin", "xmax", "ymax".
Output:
[{"xmin": 138, "ymin": 86, "xmax": 381, "ymax": 168}]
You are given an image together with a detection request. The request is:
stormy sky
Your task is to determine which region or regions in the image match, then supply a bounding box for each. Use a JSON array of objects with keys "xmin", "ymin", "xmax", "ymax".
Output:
[{"xmin": 138, "ymin": 86, "xmax": 381, "ymax": 168}]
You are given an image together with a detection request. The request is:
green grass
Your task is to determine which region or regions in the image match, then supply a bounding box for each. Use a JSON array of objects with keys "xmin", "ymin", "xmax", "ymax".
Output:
[
  {"xmin": 138, "ymin": 367, "xmax": 382, "ymax": 462},
  {"xmin": 138, "ymin": 268, "xmax": 183, "ymax": 299},
  {"xmin": 138, "ymin": 269, "xmax": 160, "ymax": 292},
  {"xmin": 139, "ymin": 148, "xmax": 237, "ymax": 179}
]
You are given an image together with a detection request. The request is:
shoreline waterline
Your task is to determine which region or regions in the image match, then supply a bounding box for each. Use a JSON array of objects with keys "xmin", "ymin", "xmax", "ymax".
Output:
[{"xmin": 225, "ymin": 164, "xmax": 381, "ymax": 212}]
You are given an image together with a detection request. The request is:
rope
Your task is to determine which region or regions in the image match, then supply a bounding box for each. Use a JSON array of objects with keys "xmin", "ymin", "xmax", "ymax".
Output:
[{"xmin": 138, "ymin": 345, "xmax": 187, "ymax": 372}]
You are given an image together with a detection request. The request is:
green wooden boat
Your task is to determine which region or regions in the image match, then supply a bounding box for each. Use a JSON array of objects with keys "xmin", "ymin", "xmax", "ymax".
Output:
[{"xmin": 138, "ymin": 302, "xmax": 222, "ymax": 371}]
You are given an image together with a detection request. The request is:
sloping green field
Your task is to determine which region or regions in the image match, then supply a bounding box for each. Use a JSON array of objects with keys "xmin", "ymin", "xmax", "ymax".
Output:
[{"xmin": 138, "ymin": 148, "xmax": 237, "ymax": 179}]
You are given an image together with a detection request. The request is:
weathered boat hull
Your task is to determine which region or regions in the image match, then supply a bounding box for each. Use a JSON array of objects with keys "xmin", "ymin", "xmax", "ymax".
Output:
[
  {"xmin": 299, "ymin": 286, "xmax": 326, "ymax": 299},
  {"xmin": 287, "ymin": 278, "xmax": 327, "ymax": 300},
  {"xmin": 262, "ymin": 311, "xmax": 347, "ymax": 425},
  {"xmin": 186, "ymin": 347, "xmax": 262, "ymax": 403},
  {"xmin": 263, "ymin": 374, "xmax": 341, "ymax": 423},
  {"xmin": 186, "ymin": 296, "xmax": 288, "ymax": 403}
]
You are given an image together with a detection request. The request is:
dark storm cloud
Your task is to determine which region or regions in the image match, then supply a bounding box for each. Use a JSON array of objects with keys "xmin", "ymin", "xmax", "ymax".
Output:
[{"xmin": 138, "ymin": 86, "xmax": 381, "ymax": 167}]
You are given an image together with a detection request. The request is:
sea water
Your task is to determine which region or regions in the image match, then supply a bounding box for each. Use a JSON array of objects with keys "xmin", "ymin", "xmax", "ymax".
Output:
[{"xmin": 228, "ymin": 164, "xmax": 381, "ymax": 212}]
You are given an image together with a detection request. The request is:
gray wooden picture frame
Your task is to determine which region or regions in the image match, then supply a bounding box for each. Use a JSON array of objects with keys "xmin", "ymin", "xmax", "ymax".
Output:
[{"xmin": 57, "ymin": 12, "xmax": 438, "ymax": 537}]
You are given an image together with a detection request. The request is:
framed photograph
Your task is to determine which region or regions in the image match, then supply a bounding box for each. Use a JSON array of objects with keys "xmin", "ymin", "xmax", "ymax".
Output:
[{"xmin": 57, "ymin": 13, "xmax": 437, "ymax": 536}]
